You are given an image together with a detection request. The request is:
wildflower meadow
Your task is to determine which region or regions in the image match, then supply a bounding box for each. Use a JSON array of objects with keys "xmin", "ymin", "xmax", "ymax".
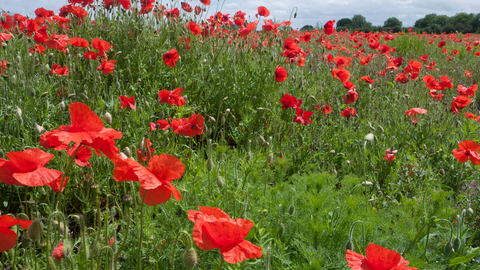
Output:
[{"xmin": 1, "ymin": 0, "xmax": 480, "ymax": 269}]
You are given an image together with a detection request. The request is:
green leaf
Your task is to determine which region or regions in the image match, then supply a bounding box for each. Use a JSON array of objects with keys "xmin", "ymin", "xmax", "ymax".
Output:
[
  {"xmin": 447, "ymin": 251, "xmax": 480, "ymax": 266},
  {"xmin": 387, "ymin": 81, "xmax": 394, "ymax": 88}
]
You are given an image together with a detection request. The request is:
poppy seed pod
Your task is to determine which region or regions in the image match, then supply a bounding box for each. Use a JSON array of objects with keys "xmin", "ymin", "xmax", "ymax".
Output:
[
  {"xmin": 216, "ymin": 176, "xmax": 224, "ymax": 188},
  {"xmin": 183, "ymin": 247, "xmax": 197, "ymax": 269},
  {"xmin": 122, "ymin": 194, "xmax": 134, "ymax": 207},
  {"xmin": 206, "ymin": 159, "xmax": 214, "ymax": 171},
  {"xmin": 60, "ymin": 101, "xmax": 65, "ymax": 111},
  {"xmin": 277, "ymin": 223, "xmax": 285, "ymax": 238},
  {"xmin": 104, "ymin": 112, "xmax": 112, "ymax": 125},
  {"xmin": 220, "ymin": 116, "xmax": 225, "ymax": 125},
  {"xmin": 27, "ymin": 219, "xmax": 42, "ymax": 240},
  {"xmin": 267, "ymin": 152, "xmax": 274, "ymax": 164},
  {"xmin": 91, "ymin": 183, "xmax": 101, "ymax": 197}
]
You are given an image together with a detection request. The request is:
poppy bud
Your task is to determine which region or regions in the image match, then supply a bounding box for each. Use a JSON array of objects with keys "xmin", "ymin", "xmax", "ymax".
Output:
[
  {"xmin": 122, "ymin": 194, "xmax": 133, "ymax": 207},
  {"xmin": 208, "ymin": 115, "xmax": 215, "ymax": 122},
  {"xmin": 51, "ymin": 219, "xmax": 68, "ymax": 235},
  {"xmin": 277, "ymin": 223, "xmax": 285, "ymax": 238},
  {"xmin": 267, "ymin": 152, "xmax": 273, "ymax": 164},
  {"xmin": 63, "ymin": 239, "xmax": 72, "ymax": 258},
  {"xmin": 27, "ymin": 219, "xmax": 42, "ymax": 240},
  {"xmin": 246, "ymin": 151, "xmax": 252, "ymax": 162},
  {"xmin": 345, "ymin": 240, "xmax": 354, "ymax": 251},
  {"xmin": 104, "ymin": 112, "xmax": 112, "ymax": 125},
  {"xmin": 41, "ymin": 92, "xmax": 48, "ymax": 98},
  {"xmin": 453, "ymin": 237, "xmax": 461, "ymax": 251},
  {"xmin": 220, "ymin": 116, "xmax": 225, "ymax": 125},
  {"xmin": 444, "ymin": 242, "xmax": 453, "ymax": 257},
  {"xmin": 206, "ymin": 159, "xmax": 214, "ymax": 171},
  {"xmin": 329, "ymin": 150, "xmax": 335, "ymax": 154},
  {"xmin": 0, "ymin": 16, "xmax": 5, "ymax": 23},
  {"xmin": 91, "ymin": 183, "xmax": 101, "ymax": 197},
  {"xmin": 174, "ymin": 78, "xmax": 178, "ymax": 85},
  {"xmin": 183, "ymin": 247, "xmax": 197, "ymax": 269},
  {"xmin": 67, "ymin": 93, "xmax": 76, "ymax": 99},
  {"xmin": 467, "ymin": 208, "xmax": 474, "ymax": 215},
  {"xmin": 115, "ymin": 81, "xmax": 121, "ymax": 90},
  {"xmin": 364, "ymin": 133, "xmax": 374, "ymax": 142},
  {"xmin": 145, "ymin": 101, "xmax": 149, "ymax": 108},
  {"xmin": 16, "ymin": 56, "xmax": 21, "ymax": 64},
  {"xmin": 216, "ymin": 176, "xmax": 224, "ymax": 188},
  {"xmin": 123, "ymin": 147, "xmax": 131, "ymax": 158},
  {"xmin": 259, "ymin": 135, "xmax": 266, "ymax": 145},
  {"xmin": 362, "ymin": 181, "xmax": 373, "ymax": 186},
  {"xmin": 15, "ymin": 107, "xmax": 22, "ymax": 117},
  {"xmin": 288, "ymin": 204, "xmax": 295, "ymax": 215},
  {"xmin": 60, "ymin": 101, "xmax": 65, "ymax": 111},
  {"xmin": 119, "ymin": 152, "xmax": 128, "ymax": 159},
  {"xmin": 294, "ymin": 12, "xmax": 297, "ymax": 18},
  {"xmin": 439, "ymin": 169, "xmax": 445, "ymax": 175}
]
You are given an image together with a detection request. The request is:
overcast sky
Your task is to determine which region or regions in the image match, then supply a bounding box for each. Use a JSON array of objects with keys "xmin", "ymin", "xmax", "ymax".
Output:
[{"xmin": 2, "ymin": 0, "xmax": 479, "ymax": 29}]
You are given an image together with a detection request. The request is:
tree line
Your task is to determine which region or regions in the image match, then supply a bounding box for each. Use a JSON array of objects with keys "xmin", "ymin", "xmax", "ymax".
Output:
[{"xmin": 300, "ymin": 13, "xmax": 480, "ymax": 34}]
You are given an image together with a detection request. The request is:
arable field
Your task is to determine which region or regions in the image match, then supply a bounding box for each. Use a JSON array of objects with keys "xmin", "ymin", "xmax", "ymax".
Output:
[{"xmin": 0, "ymin": 1, "xmax": 480, "ymax": 269}]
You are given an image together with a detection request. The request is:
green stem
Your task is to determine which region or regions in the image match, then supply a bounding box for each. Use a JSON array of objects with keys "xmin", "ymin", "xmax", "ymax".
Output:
[
  {"xmin": 170, "ymin": 231, "xmax": 191, "ymax": 270},
  {"xmin": 114, "ymin": 207, "xmax": 131, "ymax": 268},
  {"xmin": 217, "ymin": 259, "xmax": 224, "ymax": 270},
  {"xmin": 137, "ymin": 192, "xmax": 147, "ymax": 270},
  {"xmin": 55, "ymin": 144, "xmax": 81, "ymax": 210}
]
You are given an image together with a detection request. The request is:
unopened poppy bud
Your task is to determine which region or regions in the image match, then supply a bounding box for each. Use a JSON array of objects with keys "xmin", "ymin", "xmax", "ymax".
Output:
[
  {"xmin": 369, "ymin": 84, "xmax": 372, "ymax": 89},
  {"xmin": 51, "ymin": 219, "xmax": 68, "ymax": 235},
  {"xmin": 174, "ymin": 78, "xmax": 178, "ymax": 85},
  {"xmin": 329, "ymin": 150, "xmax": 335, "ymax": 154},
  {"xmin": 294, "ymin": 12, "xmax": 297, "ymax": 18},
  {"xmin": 362, "ymin": 181, "xmax": 373, "ymax": 186},
  {"xmin": 267, "ymin": 152, "xmax": 273, "ymax": 164},
  {"xmin": 60, "ymin": 101, "xmax": 65, "ymax": 110},
  {"xmin": 115, "ymin": 81, "xmax": 121, "ymax": 90},
  {"xmin": 16, "ymin": 55, "xmax": 21, "ymax": 64},
  {"xmin": 259, "ymin": 135, "xmax": 266, "ymax": 145},
  {"xmin": 345, "ymin": 240, "xmax": 354, "ymax": 251},
  {"xmin": 453, "ymin": 237, "xmax": 461, "ymax": 251},
  {"xmin": 34, "ymin": 123, "xmax": 44, "ymax": 133},
  {"xmin": 216, "ymin": 176, "xmax": 224, "ymax": 188},
  {"xmin": 63, "ymin": 239, "xmax": 72, "ymax": 258},
  {"xmin": 220, "ymin": 116, "xmax": 225, "ymax": 125},
  {"xmin": 225, "ymin": 108, "xmax": 230, "ymax": 113},
  {"xmin": 103, "ymin": 112, "xmax": 112, "ymax": 125},
  {"xmin": 145, "ymin": 101, "xmax": 149, "ymax": 108},
  {"xmin": 15, "ymin": 107, "xmax": 22, "ymax": 117},
  {"xmin": 27, "ymin": 219, "xmax": 42, "ymax": 240},
  {"xmin": 183, "ymin": 247, "xmax": 197, "ymax": 269},
  {"xmin": 119, "ymin": 152, "xmax": 128, "ymax": 159},
  {"xmin": 277, "ymin": 223, "xmax": 285, "ymax": 238},
  {"xmin": 208, "ymin": 115, "xmax": 215, "ymax": 122},
  {"xmin": 91, "ymin": 184, "xmax": 100, "ymax": 197},
  {"xmin": 288, "ymin": 205, "xmax": 295, "ymax": 215},
  {"xmin": 364, "ymin": 133, "xmax": 374, "ymax": 141},
  {"xmin": 122, "ymin": 194, "xmax": 133, "ymax": 207},
  {"xmin": 123, "ymin": 147, "xmax": 131, "ymax": 158},
  {"xmin": 444, "ymin": 242, "xmax": 453, "ymax": 257},
  {"xmin": 67, "ymin": 93, "xmax": 75, "ymax": 99},
  {"xmin": 439, "ymin": 169, "xmax": 445, "ymax": 175},
  {"xmin": 0, "ymin": 16, "xmax": 5, "ymax": 23},
  {"xmin": 206, "ymin": 159, "xmax": 214, "ymax": 171},
  {"xmin": 467, "ymin": 208, "xmax": 474, "ymax": 215},
  {"xmin": 41, "ymin": 92, "xmax": 48, "ymax": 98},
  {"xmin": 139, "ymin": 139, "xmax": 145, "ymax": 150}
]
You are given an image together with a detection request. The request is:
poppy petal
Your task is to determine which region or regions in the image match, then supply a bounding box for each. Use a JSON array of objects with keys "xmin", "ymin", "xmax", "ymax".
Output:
[
  {"xmin": 345, "ymin": 249, "xmax": 369, "ymax": 270},
  {"xmin": 13, "ymin": 167, "xmax": 63, "ymax": 187},
  {"xmin": 147, "ymin": 154, "xmax": 185, "ymax": 183},
  {"xmin": 139, "ymin": 186, "xmax": 171, "ymax": 206},
  {"xmin": 220, "ymin": 240, "xmax": 262, "ymax": 264},
  {"xmin": 0, "ymin": 227, "xmax": 17, "ymax": 252},
  {"xmin": 365, "ymin": 243, "xmax": 402, "ymax": 269}
]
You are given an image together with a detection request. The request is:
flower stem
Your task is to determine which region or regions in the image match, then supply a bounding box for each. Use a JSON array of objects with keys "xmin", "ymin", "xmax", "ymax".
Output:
[
  {"xmin": 137, "ymin": 192, "xmax": 146, "ymax": 270},
  {"xmin": 217, "ymin": 259, "xmax": 224, "ymax": 270}
]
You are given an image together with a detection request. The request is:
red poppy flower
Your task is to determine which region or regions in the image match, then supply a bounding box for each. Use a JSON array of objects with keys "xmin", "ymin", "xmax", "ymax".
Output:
[
  {"xmin": 40, "ymin": 102, "xmax": 122, "ymax": 162},
  {"xmin": 166, "ymin": 8, "xmax": 180, "ymax": 18},
  {"xmin": 200, "ymin": 0, "xmax": 211, "ymax": 6},
  {"xmin": 456, "ymin": 84, "xmax": 478, "ymax": 97},
  {"xmin": 188, "ymin": 206, "xmax": 262, "ymax": 264},
  {"xmin": 425, "ymin": 61, "xmax": 436, "ymax": 70},
  {"xmin": 437, "ymin": 40, "xmax": 446, "ymax": 48},
  {"xmin": 0, "ymin": 60, "xmax": 7, "ymax": 74},
  {"xmin": 52, "ymin": 241, "xmax": 64, "ymax": 261},
  {"xmin": 119, "ymin": 96, "xmax": 136, "ymax": 110},
  {"xmin": 113, "ymin": 154, "xmax": 185, "ymax": 206},
  {"xmin": 452, "ymin": 140, "xmax": 480, "ymax": 165},
  {"xmin": 429, "ymin": 90, "xmax": 444, "ymax": 101},
  {"xmin": 97, "ymin": 60, "xmax": 116, "ymax": 75},
  {"xmin": 343, "ymin": 81, "xmax": 355, "ymax": 90},
  {"xmin": 332, "ymin": 69, "xmax": 350, "ymax": 83},
  {"xmin": 158, "ymin": 88, "xmax": 186, "ymax": 107},
  {"xmin": 30, "ymin": 44, "xmax": 46, "ymax": 55},
  {"xmin": 437, "ymin": 75, "xmax": 454, "ymax": 90},
  {"xmin": 150, "ymin": 119, "xmax": 171, "ymax": 132},
  {"xmin": 405, "ymin": 108, "xmax": 427, "ymax": 116},
  {"xmin": 67, "ymin": 143, "xmax": 92, "ymax": 167},
  {"xmin": 293, "ymin": 108, "xmax": 314, "ymax": 126},
  {"xmin": 275, "ymin": 66, "xmax": 287, "ymax": 82},
  {"xmin": 446, "ymin": 56, "xmax": 453, "ymax": 61},
  {"xmin": 35, "ymin": 7, "xmax": 54, "ymax": 18},
  {"xmin": 256, "ymin": 6, "xmax": 270, "ymax": 18},
  {"xmin": 360, "ymin": 56, "xmax": 371, "ymax": 66},
  {"xmin": 195, "ymin": 6, "xmax": 202, "ymax": 15},
  {"xmin": 358, "ymin": 76, "xmax": 376, "ymax": 84},
  {"xmin": 84, "ymin": 51, "xmax": 98, "ymax": 60},
  {"xmin": 92, "ymin": 38, "xmax": 111, "ymax": 56},
  {"xmin": 50, "ymin": 64, "xmax": 69, "ymax": 76},
  {"xmin": 343, "ymin": 90, "xmax": 358, "ymax": 104},
  {"xmin": 346, "ymin": 243, "xmax": 417, "ymax": 270},
  {"xmin": 70, "ymin": 37, "xmax": 89, "ymax": 48},
  {"xmin": 186, "ymin": 21, "xmax": 201, "ymax": 36},
  {"xmin": 0, "ymin": 215, "xmax": 33, "ymax": 252},
  {"xmin": 0, "ymin": 148, "xmax": 63, "ymax": 187},
  {"xmin": 395, "ymin": 73, "xmax": 409, "ymax": 83},
  {"xmin": 324, "ymin": 20, "xmax": 335, "ymax": 35},
  {"xmin": 341, "ymin": 107, "xmax": 356, "ymax": 118},
  {"xmin": 316, "ymin": 104, "xmax": 332, "ymax": 114},
  {"xmin": 451, "ymin": 95, "xmax": 472, "ymax": 114},
  {"xmin": 1, "ymin": 14, "xmax": 13, "ymax": 30},
  {"xmin": 419, "ymin": 54, "xmax": 428, "ymax": 62},
  {"xmin": 163, "ymin": 49, "xmax": 179, "ymax": 67},
  {"xmin": 383, "ymin": 149, "xmax": 398, "ymax": 162},
  {"xmin": 279, "ymin": 94, "xmax": 299, "ymax": 110},
  {"xmin": 465, "ymin": 70, "xmax": 473, "ymax": 77},
  {"xmin": 171, "ymin": 114, "xmax": 205, "ymax": 137},
  {"xmin": 181, "ymin": 2, "xmax": 193, "ymax": 12}
]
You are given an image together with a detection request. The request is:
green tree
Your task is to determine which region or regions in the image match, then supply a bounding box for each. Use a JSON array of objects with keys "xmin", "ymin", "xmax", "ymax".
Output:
[
  {"xmin": 337, "ymin": 18, "xmax": 353, "ymax": 28},
  {"xmin": 414, "ymin": 14, "xmax": 437, "ymax": 28},
  {"xmin": 383, "ymin": 17, "xmax": 402, "ymax": 28},
  {"xmin": 351, "ymin": 14, "xmax": 368, "ymax": 28},
  {"xmin": 300, "ymin": 25, "xmax": 314, "ymax": 31}
]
